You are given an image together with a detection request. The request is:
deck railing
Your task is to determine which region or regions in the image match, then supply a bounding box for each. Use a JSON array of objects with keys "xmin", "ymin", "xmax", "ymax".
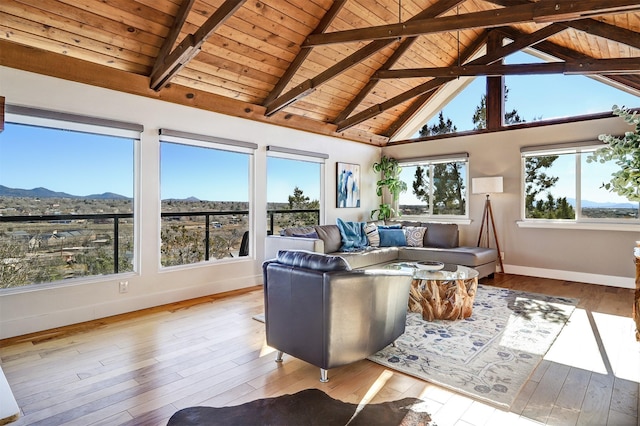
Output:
[{"xmin": 0, "ymin": 208, "xmax": 319, "ymax": 276}]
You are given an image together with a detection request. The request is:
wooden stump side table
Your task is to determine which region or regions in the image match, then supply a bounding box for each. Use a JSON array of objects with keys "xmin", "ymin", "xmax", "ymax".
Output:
[{"xmin": 383, "ymin": 262, "xmax": 479, "ymax": 321}]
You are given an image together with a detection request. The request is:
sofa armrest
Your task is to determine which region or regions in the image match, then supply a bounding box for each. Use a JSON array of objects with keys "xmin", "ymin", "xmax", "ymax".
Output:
[{"xmin": 264, "ymin": 235, "xmax": 324, "ymax": 260}]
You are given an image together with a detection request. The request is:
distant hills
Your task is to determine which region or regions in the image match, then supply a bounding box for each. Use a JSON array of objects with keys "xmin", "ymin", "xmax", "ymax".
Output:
[
  {"xmin": 566, "ymin": 197, "xmax": 637, "ymax": 209},
  {"xmin": 0, "ymin": 185, "xmax": 130, "ymax": 200}
]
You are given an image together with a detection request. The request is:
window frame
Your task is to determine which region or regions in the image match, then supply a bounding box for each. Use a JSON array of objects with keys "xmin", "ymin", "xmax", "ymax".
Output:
[
  {"xmin": 398, "ymin": 153, "xmax": 470, "ymax": 221},
  {"xmin": 158, "ymin": 130, "xmax": 256, "ymax": 269},
  {"xmin": 520, "ymin": 142, "xmax": 640, "ymax": 226},
  {"xmin": 1, "ymin": 107, "xmax": 142, "ymax": 291}
]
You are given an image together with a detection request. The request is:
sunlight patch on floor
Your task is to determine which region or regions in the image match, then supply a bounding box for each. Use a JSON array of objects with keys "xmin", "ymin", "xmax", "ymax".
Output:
[
  {"xmin": 544, "ymin": 308, "xmax": 640, "ymax": 382},
  {"xmin": 259, "ymin": 341, "xmax": 276, "ymax": 358}
]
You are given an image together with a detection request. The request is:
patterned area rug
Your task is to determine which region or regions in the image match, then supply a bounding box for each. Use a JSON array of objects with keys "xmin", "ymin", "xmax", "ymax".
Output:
[{"xmin": 368, "ymin": 284, "xmax": 578, "ymax": 409}]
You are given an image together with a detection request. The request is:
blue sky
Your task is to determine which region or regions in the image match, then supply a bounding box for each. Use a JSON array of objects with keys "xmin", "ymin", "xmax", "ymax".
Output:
[{"xmin": 1, "ymin": 52, "xmax": 637, "ymax": 203}]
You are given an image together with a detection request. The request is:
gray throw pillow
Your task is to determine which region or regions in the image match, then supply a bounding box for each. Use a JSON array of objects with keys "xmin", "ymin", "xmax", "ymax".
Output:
[{"xmin": 423, "ymin": 223, "xmax": 458, "ymax": 248}]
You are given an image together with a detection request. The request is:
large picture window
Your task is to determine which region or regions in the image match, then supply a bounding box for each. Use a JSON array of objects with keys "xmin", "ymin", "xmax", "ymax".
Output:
[
  {"xmin": 159, "ymin": 131, "xmax": 254, "ymax": 267},
  {"xmin": 398, "ymin": 154, "xmax": 469, "ymax": 218},
  {"xmin": 522, "ymin": 144, "xmax": 639, "ymax": 222},
  {"xmin": 0, "ymin": 109, "xmax": 139, "ymax": 289},
  {"xmin": 266, "ymin": 146, "xmax": 324, "ymax": 235}
]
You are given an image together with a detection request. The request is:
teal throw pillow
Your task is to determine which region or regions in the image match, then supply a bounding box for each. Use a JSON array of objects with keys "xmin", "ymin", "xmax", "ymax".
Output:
[{"xmin": 378, "ymin": 228, "xmax": 407, "ymax": 247}]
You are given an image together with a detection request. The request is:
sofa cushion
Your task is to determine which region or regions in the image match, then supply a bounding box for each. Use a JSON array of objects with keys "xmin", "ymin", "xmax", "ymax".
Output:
[
  {"xmin": 399, "ymin": 246, "xmax": 497, "ymax": 267},
  {"xmin": 314, "ymin": 224, "xmax": 342, "ymax": 254},
  {"xmin": 379, "ymin": 228, "xmax": 407, "ymax": 247},
  {"xmin": 422, "ymin": 223, "xmax": 458, "ymax": 248},
  {"xmin": 364, "ymin": 223, "xmax": 380, "ymax": 247},
  {"xmin": 281, "ymin": 226, "xmax": 316, "ymax": 236},
  {"xmin": 335, "ymin": 247, "xmax": 399, "ymax": 269},
  {"xmin": 276, "ymin": 250, "xmax": 351, "ymax": 271},
  {"xmin": 403, "ymin": 226, "xmax": 427, "ymax": 247},
  {"xmin": 292, "ymin": 231, "xmax": 319, "ymax": 239}
]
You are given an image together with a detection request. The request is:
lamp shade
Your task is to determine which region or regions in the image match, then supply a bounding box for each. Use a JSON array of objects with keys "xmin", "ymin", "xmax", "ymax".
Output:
[{"xmin": 472, "ymin": 176, "xmax": 503, "ymax": 194}]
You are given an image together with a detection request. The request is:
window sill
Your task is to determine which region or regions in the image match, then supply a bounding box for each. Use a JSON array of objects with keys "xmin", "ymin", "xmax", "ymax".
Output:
[
  {"xmin": 394, "ymin": 216, "xmax": 472, "ymax": 226},
  {"xmin": 516, "ymin": 220, "xmax": 639, "ymax": 232}
]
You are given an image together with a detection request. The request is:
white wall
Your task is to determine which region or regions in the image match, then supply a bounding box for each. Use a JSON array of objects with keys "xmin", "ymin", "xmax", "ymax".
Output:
[
  {"xmin": 384, "ymin": 118, "xmax": 639, "ymax": 288},
  {"xmin": 0, "ymin": 66, "xmax": 381, "ymax": 339}
]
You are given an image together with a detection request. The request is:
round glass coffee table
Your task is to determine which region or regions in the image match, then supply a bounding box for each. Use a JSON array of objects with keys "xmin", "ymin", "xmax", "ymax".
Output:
[{"xmin": 384, "ymin": 262, "xmax": 479, "ymax": 321}]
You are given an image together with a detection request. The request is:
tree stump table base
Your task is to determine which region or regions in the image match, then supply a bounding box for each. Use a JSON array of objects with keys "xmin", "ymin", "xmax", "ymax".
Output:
[{"xmin": 408, "ymin": 276, "xmax": 478, "ymax": 321}]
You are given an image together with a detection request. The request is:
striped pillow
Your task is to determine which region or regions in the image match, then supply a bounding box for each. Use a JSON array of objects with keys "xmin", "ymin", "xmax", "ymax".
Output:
[{"xmin": 364, "ymin": 223, "xmax": 380, "ymax": 247}]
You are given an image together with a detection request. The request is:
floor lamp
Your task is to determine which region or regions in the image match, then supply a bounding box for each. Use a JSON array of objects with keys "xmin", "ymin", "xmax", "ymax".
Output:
[{"xmin": 472, "ymin": 176, "xmax": 505, "ymax": 273}]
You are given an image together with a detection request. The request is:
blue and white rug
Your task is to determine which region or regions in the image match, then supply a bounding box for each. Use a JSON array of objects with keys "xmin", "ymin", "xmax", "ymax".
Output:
[{"xmin": 368, "ymin": 284, "xmax": 578, "ymax": 409}]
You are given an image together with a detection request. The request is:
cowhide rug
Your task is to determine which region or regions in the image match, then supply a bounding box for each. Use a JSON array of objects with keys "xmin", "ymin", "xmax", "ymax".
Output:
[{"xmin": 167, "ymin": 388, "xmax": 433, "ymax": 426}]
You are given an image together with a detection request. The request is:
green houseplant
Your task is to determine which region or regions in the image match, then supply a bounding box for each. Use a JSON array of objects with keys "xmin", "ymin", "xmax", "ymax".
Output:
[
  {"xmin": 371, "ymin": 155, "xmax": 407, "ymax": 220},
  {"xmin": 587, "ymin": 105, "xmax": 640, "ymax": 202}
]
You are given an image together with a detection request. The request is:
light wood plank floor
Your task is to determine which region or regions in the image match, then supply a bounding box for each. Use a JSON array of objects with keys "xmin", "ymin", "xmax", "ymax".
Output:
[{"xmin": 1, "ymin": 274, "xmax": 639, "ymax": 426}]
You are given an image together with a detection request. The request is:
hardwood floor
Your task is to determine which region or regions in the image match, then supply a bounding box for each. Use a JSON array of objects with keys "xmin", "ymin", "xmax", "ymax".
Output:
[{"xmin": 1, "ymin": 274, "xmax": 638, "ymax": 426}]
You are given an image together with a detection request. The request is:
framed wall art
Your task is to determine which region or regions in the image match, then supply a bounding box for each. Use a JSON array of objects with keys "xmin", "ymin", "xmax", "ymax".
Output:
[{"xmin": 336, "ymin": 162, "xmax": 360, "ymax": 208}]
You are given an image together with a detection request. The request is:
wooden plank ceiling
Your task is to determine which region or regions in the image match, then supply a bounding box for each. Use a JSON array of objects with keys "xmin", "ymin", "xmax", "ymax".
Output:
[{"xmin": 1, "ymin": 0, "xmax": 639, "ymax": 146}]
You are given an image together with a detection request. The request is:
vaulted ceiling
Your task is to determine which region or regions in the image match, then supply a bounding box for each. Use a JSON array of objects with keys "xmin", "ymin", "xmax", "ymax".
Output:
[{"xmin": 1, "ymin": 0, "xmax": 639, "ymax": 146}]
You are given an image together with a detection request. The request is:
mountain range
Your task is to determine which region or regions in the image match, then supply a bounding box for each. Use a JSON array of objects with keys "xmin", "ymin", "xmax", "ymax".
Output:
[{"xmin": 0, "ymin": 185, "xmax": 130, "ymax": 200}]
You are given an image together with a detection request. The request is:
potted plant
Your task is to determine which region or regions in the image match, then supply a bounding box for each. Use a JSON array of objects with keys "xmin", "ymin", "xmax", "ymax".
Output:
[
  {"xmin": 371, "ymin": 155, "xmax": 407, "ymax": 220},
  {"xmin": 588, "ymin": 104, "xmax": 640, "ymax": 341}
]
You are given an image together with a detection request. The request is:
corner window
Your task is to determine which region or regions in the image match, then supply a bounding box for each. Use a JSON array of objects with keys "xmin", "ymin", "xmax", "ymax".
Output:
[
  {"xmin": 159, "ymin": 131, "xmax": 255, "ymax": 267},
  {"xmin": 398, "ymin": 154, "xmax": 469, "ymax": 218},
  {"xmin": 522, "ymin": 144, "xmax": 639, "ymax": 222},
  {"xmin": 0, "ymin": 110, "xmax": 139, "ymax": 289}
]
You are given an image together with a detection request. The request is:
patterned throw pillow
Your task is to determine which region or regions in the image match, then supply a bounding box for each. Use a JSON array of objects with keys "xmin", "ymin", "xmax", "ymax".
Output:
[
  {"xmin": 364, "ymin": 223, "xmax": 380, "ymax": 247},
  {"xmin": 404, "ymin": 226, "xmax": 427, "ymax": 247}
]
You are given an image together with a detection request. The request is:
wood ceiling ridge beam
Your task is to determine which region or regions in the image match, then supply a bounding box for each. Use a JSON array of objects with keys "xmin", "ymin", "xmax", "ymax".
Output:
[
  {"xmin": 331, "ymin": 0, "xmax": 466, "ymax": 124},
  {"xmin": 374, "ymin": 58, "xmax": 640, "ymax": 79},
  {"xmin": 150, "ymin": 0, "xmax": 246, "ymax": 91},
  {"xmin": 304, "ymin": 0, "xmax": 640, "ymax": 46},
  {"xmin": 261, "ymin": 0, "xmax": 348, "ymax": 107}
]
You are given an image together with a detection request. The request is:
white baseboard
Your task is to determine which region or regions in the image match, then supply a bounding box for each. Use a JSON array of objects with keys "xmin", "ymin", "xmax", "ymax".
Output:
[{"xmin": 503, "ymin": 264, "xmax": 635, "ymax": 289}]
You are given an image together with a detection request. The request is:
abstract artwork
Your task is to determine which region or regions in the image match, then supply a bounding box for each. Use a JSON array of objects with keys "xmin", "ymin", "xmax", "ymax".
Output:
[{"xmin": 337, "ymin": 162, "xmax": 360, "ymax": 208}]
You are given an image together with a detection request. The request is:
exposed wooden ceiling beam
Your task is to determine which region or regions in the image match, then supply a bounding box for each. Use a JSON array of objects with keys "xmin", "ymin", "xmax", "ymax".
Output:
[
  {"xmin": 482, "ymin": 0, "xmax": 640, "ymax": 49},
  {"xmin": 304, "ymin": 0, "xmax": 640, "ymax": 46},
  {"xmin": 330, "ymin": 0, "xmax": 466, "ymax": 123},
  {"xmin": 335, "ymin": 24, "xmax": 566, "ymax": 132},
  {"xmin": 502, "ymin": 26, "xmax": 640, "ymax": 92},
  {"xmin": 150, "ymin": 0, "xmax": 196, "ymax": 83},
  {"xmin": 264, "ymin": 0, "xmax": 464, "ymax": 117},
  {"xmin": 150, "ymin": 0, "xmax": 245, "ymax": 91},
  {"xmin": 375, "ymin": 57, "xmax": 640, "ymax": 78},
  {"xmin": 262, "ymin": 0, "xmax": 347, "ymax": 107}
]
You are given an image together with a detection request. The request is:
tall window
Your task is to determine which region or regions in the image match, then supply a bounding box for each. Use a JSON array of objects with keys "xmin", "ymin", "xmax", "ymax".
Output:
[
  {"xmin": 398, "ymin": 155, "xmax": 469, "ymax": 218},
  {"xmin": 0, "ymin": 111, "xmax": 139, "ymax": 289},
  {"xmin": 159, "ymin": 131, "xmax": 254, "ymax": 267},
  {"xmin": 522, "ymin": 144, "xmax": 639, "ymax": 221},
  {"xmin": 266, "ymin": 151, "xmax": 323, "ymax": 234}
]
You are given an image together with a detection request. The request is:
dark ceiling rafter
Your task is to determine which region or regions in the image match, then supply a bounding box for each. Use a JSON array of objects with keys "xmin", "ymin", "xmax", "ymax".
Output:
[
  {"xmin": 303, "ymin": 0, "xmax": 640, "ymax": 47},
  {"xmin": 500, "ymin": 27, "xmax": 640, "ymax": 93},
  {"xmin": 150, "ymin": 0, "xmax": 196, "ymax": 84},
  {"xmin": 375, "ymin": 57, "xmax": 640, "ymax": 79},
  {"xmin": 483, "ymin": 0, "xmax": 640, "ymax": 50},
  {"xmin": 332, "ymin": 0, "xmax": 466, "ymax": 124},
  {"xmin": 261, "ymin": 0, "xmax": 348, "ymax": 107},
  {"xmin": 263, "ymin": 0, "xmax": 464, "ymax": 117},
  {"xmin": 381, "ymin": 30, "xmax": 490, "ymax": 139},
  {"xmin": 150, "ymin": 0, "xmax": 246, "ymax": 91},
  {"xmin": 335, "ymin": 22, "xmax": 568, "ymax": 133}
]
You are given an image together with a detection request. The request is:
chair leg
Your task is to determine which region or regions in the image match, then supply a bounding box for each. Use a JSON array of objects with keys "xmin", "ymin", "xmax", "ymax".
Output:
[
  {"xmin": 275, "ymin": 351, "xmax": 283, "ymax": 363},
  {"xmin": 391, "ymin": 341, "xmax": 397, "ymax": 347},
  {"xmin": 320, "ymin": 368, "xmax": 329, "ymax": 383}
]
